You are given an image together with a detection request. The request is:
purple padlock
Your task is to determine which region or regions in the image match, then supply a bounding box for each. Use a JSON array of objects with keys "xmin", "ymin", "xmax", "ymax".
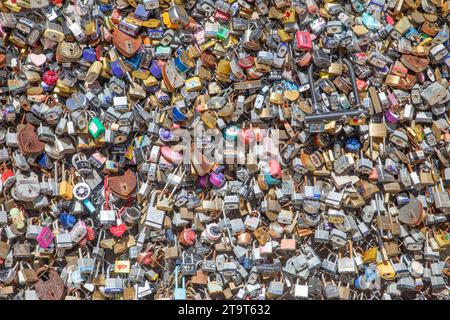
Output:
[
  {"xmin": 385, "ymin": 109, "xmax": 399, "ymax": 124},
  {"xmin": 159, "ymin": 128, "xmax": 174, "ymax": 142},
  {"xmin": 134, "ymin": 4, "xmax": 150, "ymax": 21},
  {"xmin": 150, "ymin": 60, "xmax": 162, "ymax": 79},
  {"xmin": 209, "ymin": 171, "xmax": 225, "ymax": 188},
  {"xmin": 198, "ymin": 175, "xmax": 210, "ymax": 189}
]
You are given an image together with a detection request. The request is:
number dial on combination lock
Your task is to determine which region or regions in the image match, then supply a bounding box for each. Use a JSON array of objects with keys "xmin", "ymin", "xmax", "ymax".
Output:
[{"xmin": 73, "ymin": 183, "xmax": 91, "ymax": 201}]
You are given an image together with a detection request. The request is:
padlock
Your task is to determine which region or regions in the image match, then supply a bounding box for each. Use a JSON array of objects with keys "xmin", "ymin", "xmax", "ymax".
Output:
[
  {"xmin": 104, "ymin": 264, "xmax": 124, "ymax": 294},
  {"xmin": 59, "ymin": 162, "xmax": 73, "ymax": 201}
]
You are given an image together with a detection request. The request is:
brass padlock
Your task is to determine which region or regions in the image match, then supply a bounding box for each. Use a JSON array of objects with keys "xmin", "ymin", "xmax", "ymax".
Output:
[{"xmin": 59, "ymin": 163, "xmax": 73, "ymax": 201}]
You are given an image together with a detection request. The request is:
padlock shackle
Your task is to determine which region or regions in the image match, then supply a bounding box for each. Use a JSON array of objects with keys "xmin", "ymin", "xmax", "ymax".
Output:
[
  {"xmin": 342, "ymin": 58, "xmax": 361, "ymax": 106},
  {"xmin": 305, "ymin": 58, "xmax": 367, "ymax": 124},
  {"xmin": 307, "ymin": 63, "xmax": 318, "ymax": 113}
]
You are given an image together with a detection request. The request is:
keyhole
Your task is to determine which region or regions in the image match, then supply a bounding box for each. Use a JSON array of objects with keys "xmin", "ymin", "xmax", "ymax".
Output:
[{"xmin": 126, "ymin": 41, "xmax": 132, "ymax": 51}]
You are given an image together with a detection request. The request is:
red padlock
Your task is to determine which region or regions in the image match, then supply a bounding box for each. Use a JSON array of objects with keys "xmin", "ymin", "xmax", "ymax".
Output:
[
  {"xmin": 2, "ymin": 168, "xmax": 15, "ymax": 189},
  {"xmin": 137, "ymin": 248, "xmax": 153, "ymax": 265},
  {"xmin": 42, "ymin": 70, "xmax": 59, "ymax": 86},
  {"xmin": 95, "ymin": 45, "xmax": 103, "ymax": 62},
  {"xmin": 214, "ymin": 10, "xmax": 231, "ymax": 21},
  {"xmin": 179, "ymin": 228, "xmax": 196, "ymax": 246},
  {"xmin": 79, "ymin": 237, "xmax": 88, "ymax": 247},
  {"xmin": 356, "ymin": 79, "xmax": 367, "ymax": 91},
  {"xmin": 386, "ymin": 15, "xmax": 394, "ymax": 25},
  {"xmin": 238, "ymin": 55, "xmax": 255, "ymax": 69},
  {"xmin": 86, "ymin": 226, "xmax": 95, "ymax": 241},
  {"xmin": 295, "ymin": 31, "xmax": 312, "ymax": 51}
]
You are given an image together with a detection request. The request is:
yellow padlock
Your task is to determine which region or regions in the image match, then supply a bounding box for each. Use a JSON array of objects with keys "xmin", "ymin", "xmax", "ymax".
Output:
[
  {"xmin": 161, "ymin": 12, "xmax": 178, "ymax": 29},
  {"xmin": 59, "ymin": 163, "xmax": 73, "ymax": 201},
  {"xmin": 282, "ymin": 8, "xmax": 296, "ymax": 24},
  {"xmin": 143, "ymin": 76, "xmax": 158, "ymax": 88},
  {"xmin": 132, "ymin": 69, "xmax": 150, "ymax": 80},
  {"xmin": 377, "ymin": 261, "xmax": 396, "ymax": 280},
  {"xmin": 185, "ymin": 77, "xmax": 202, "ymax": 92},
  {"xmin": 125, "ymin": 16, "xmax": 143, "ymax": 26},
  {"xmin": 362, "ymin": 247, "xmax": 378, "ymax": 264},
  {"xmin": 3, "ymin": 0, "xmax": 22, "ymax": 12},
  {"xmin": 200, "ymin": 39, "xmax": 217, "ymax": 51},
  {"xmin": 277, "ymin": 28, "xmax": 293, "ymax": 42},
  {"xmin": 201, "ymin": 111, "xmax": 217, "ymax": 129},
  {"xmin": 127, "ymin": 0, "xmax": 137, "ymax": 8},
  {"xmin": 217, "ymin": 60, "xmax": 231, "ymax": 76},
  {"xmin": 84, "ymin": 20, "xmax": 97, "ymax": 36},
  {"xmin": 141, "ymin": 19, "xmax": 161, "ymax": 28},
  {"xmin": 56, "ymin": 80, "xmax": 78, "ymax": 94}
]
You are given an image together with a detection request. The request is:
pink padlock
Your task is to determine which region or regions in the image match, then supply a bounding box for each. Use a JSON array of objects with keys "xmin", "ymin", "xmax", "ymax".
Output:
[
  {"xmin": 385, "ymin": 109, "xmax": 400, "ymax": 124},
  {"xmin": 36, "ymin": 226, "xmax": 55, "ymax": 249},
  {"xmin": 387, "ymin": 90, "xmax": 399, "ymax": 110},
  {"xmin": 386, "ymin": 15, "xmax": 394, "ymax": 25},
  {"xmin": 159, "ymin": 155, "xmax": 174, "ymax": 168},
  {"xmin": 160, "ymin": 146, "xmax": 184, "ymax": 164},
  {"xmin": 416, "ymin": 71, "xmax": 425, "ymax": 83},
  {"xmin": 269, "ymin": 159, "xmax": 282, "ymax": 178},
  {"xmin": 238, "ymin": 127, "xmax": 255, "ymax": 145}
]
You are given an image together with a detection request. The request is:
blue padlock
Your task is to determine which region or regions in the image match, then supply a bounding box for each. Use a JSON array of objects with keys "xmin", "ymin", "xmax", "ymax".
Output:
[
  {"xmin": 159, "ymin": 128, "xmax": 174, "ymax": 142},
  {"xmin": 405, "ymin": 28, "xmax": 419, "ymax": 41},
  {"xmin": 362, "ymin": 13, "xmax": 379, "ymax": 30},
  {"xmin": 110, "ymin": 60, "xmax": 126, "ymax": 78},
  {"xmin": 172, "ymin": 107, "xmax": 188, "ymax": 122},
  {"xmin": 124, "ymin": 53, "xmax": 142, "ymax": 70},
  {"xmin": 37, "ymin": 153, "xmax": 54, "ymax": 170},
  {"xmin": 82, "ymin": 48, "xmax": 97, "ymax": 63},
  {"xmin": 345, "ymin": 137, "xmax": 361, "ymax": 153},
  {"xmin": 242, "ymin": 256, "xmax": 253, "ymax": 270},
  {"xmin": 443, "ymin": 54, "xmax": 450, "ymax": 68},
  {"xmin": 99, "ymin": 5, "xmax": 112, "ymax": 12},
  {"xmin": 166, "ymin": 229, "xmax": 175, "ymax": 242},
  {"xmin": 354, "ymin": 274, "xmax": 369, "ymax": 290},
  {"xmin": 264, "ymin": 174, "xmax": 281, "ymax": 186},
  {"xmin": 223, "ymin": 125, "xmax": 239, "ymax": 141},
  {"xmin": 60, "ymin": 213, "xmax": 77, "ymax": 229},
  {"xmin": 41, "ymin": 81, "xmax": 53, "ymax": 92},
  {"xmin": 148, "ymin": 28, "xmax": 164, "ymax": 40},
  {"xmin": 134, "ymin": 4, "xmax": 150, "ymax": 21},
  {"xmin": 83, "ymin": 199, "xmax": 96, "ymax": 214}
]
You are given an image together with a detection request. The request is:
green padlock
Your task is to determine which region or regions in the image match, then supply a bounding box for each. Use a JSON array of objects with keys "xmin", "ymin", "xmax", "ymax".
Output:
[
  {"xmin": 88, "ymin": 117, "xmax": 105, "ymax": 139},
  {"xmin": 217, "ymin": 25, "xmax": 229, "ymax": 41}
]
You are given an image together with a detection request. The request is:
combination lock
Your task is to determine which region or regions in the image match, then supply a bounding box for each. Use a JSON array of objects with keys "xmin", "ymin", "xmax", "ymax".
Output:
[{"xmin": 73, "ymin": 182, "xmax": 91, "ymax": 201}]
